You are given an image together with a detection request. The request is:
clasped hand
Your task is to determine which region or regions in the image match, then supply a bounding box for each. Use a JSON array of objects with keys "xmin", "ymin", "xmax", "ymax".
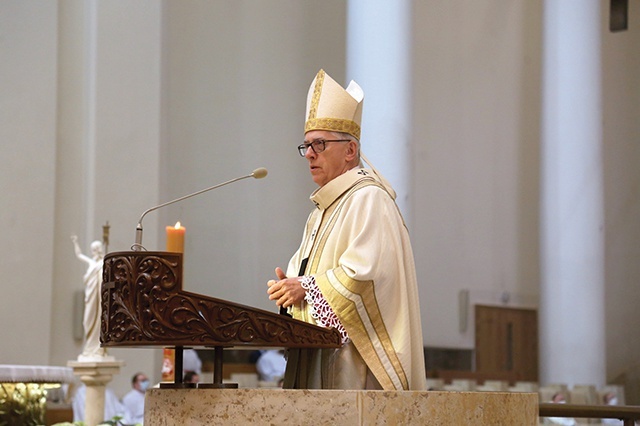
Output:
[{"xmin": 267, "ymin": 267, "xmax": 306, "ymax": 308}]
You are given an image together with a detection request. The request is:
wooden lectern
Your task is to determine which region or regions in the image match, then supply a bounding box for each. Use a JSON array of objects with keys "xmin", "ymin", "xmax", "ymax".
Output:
[{"xmin": 100, "ymin": 251, "xmax": 341, "ymax": 388}]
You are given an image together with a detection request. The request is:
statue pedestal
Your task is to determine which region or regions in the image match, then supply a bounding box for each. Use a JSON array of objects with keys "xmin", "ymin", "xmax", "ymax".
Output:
[
  {"xmin": 144, "ymin": 388, "xmax": 538, "ymax": 425},
  {"xmin": 68, "ymin": 360, "xmax": 124, "ymax": 426}
]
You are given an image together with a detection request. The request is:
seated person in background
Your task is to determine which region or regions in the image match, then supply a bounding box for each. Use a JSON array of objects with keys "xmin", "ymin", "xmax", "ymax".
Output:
[
  {"xmin": 602, "ymin": 392, "xmax": 623, "ymax": 425},
  {"xmin": 184, "ymin": 370, "xmax": 200, "ymax": 384},
  {"xmin": 256, "ymin": 349, "xmax": 286, "ymax": 384},
  {"xmin": 545, "ymin": 392, "xmax": 576, "ymax": 426}
]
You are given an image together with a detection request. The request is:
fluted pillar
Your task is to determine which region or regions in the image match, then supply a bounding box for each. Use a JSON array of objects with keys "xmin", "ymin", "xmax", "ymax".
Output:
[{"xmin": 540, "ymin": 0, "xmax": 605, "ymax": 387}]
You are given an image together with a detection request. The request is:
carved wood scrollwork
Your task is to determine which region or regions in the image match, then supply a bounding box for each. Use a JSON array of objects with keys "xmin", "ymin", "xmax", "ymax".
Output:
[{"xmin": 101, "ymin": 251, "xmax": 341, "ymax": 349}]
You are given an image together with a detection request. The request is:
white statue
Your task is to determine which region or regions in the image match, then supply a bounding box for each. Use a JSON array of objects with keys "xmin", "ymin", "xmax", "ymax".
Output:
[{"xmin": 71, "ymin": 235, "xmax": 111, "ymax": 361}]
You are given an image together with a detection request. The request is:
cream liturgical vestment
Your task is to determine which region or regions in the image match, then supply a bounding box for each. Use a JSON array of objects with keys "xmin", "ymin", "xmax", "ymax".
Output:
[{"xmin": 284, "ymin": 168, "xmax": 427, "ymax": 391}]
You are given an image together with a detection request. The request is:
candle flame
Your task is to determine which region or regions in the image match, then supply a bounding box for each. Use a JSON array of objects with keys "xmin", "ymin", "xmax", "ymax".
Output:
[{"xmin": 174, "ymin": 221, "xmax": 181, "ymax": 229}]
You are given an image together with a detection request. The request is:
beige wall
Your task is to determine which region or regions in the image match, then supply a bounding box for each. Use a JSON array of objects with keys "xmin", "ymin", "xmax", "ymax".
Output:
[
  {"xmin": 411, "ymin": 0, "xmax": 543, "ymax": 349},
  {"xmin": 0, "ymin": 0, "xmax": 57, "ymax": 364},
  {"xmin": 0, "ymin": 0, "xmax": 638, "ymax": 398}
]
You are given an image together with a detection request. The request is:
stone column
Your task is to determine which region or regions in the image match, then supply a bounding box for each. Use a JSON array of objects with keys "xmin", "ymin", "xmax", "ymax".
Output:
[
  {"xmin": 346, "ymin": 0, "xmax": 412, "ymax": 224},
  {"xmin": 539, "ymin": 0, "xmax": 605, "ymax": 387},
  {"xmin": 68, "ymin": 360, "xmax": 124, "ymax": 426}
]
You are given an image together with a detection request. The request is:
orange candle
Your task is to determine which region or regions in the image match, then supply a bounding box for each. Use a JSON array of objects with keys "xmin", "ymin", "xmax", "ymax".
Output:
[
  {"xmin": 163, "ymin": 222, "xmax": 184, "ymax": 383},
  {"xmin": 166, "ymin": 221, "xmax": 185, "ymax": 253}
]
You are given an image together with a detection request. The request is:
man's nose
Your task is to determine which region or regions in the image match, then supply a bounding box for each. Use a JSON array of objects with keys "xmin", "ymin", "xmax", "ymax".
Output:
[{"xmin": 304, "ymin": 146, "xmax": 316, "ymax": 159}]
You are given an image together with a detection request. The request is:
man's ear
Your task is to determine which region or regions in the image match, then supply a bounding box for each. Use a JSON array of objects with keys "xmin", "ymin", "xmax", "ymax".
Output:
[{"xmin": 345, "ymin": 140, "xmax": 359, "ymax": 161}]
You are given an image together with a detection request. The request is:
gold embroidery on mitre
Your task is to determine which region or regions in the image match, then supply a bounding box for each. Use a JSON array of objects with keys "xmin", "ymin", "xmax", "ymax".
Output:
[
  {"xmin": 305, "ymin": 118, "xmax": 361, "ymax": 140},
  {"xmin": 308, "ymin": 69, "xmax": 325, "ymax": 121}
]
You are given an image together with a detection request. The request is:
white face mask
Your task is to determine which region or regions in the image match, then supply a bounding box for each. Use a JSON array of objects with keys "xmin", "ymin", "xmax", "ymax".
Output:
[
  {"xmin": 608, "ymin": 397, "xmax": 618, "ymax": 405},
  {"xmin": 139, "ymin": 380, "xmax": 150, "ymax": 391}
]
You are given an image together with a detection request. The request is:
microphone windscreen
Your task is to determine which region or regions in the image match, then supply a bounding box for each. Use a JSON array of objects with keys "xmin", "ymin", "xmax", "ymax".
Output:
[{"xmin": 252, "ymin": 167, "xmax": 268, "ymax": 179}]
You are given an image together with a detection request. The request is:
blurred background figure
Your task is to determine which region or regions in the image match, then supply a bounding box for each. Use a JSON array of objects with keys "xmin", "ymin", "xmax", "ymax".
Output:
[
  {"xmin": 602, "ymin": 391, "xmax": 623, "ymax": 425},
  {"xmin": 256, "ymin": 349, "xmax": 286, "ymax": 385},
  {"xmin": 123, "ymin": 372, "xmax": 149, "ymax": 425},
  {"xmin": 184, "ymin": 371, "xmax": 200, "ymax": 384},
  {"xmin": 544, "ymin": 392, "xmax": 575, "ymax": 426},
  {"xmin": 183, "ymin": 349, "xmax": 202, "ymax": 376}
]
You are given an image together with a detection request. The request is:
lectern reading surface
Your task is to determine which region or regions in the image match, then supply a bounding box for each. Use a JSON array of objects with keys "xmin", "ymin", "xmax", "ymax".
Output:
[{"xmin": 100, "ymin": 251, "xmax": 341, "ymax": 388}]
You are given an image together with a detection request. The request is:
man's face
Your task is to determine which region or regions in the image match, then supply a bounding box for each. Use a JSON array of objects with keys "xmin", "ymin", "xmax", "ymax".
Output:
[
  {"xmin": 303, "ymin": 130, "xmax": 354, "ymax": 187},
  {"xmin": 134, "ymin": 374, "xmax": 149, "ymax": 391}
]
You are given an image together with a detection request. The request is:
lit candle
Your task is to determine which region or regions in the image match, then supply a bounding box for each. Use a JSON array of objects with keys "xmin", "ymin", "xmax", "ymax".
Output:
[
  {"xmin": 166, "ymin": 221, "xmax": 185, "ymax": 253},
  {"xmin": 163, "ymin": 222, "xmax": 184, "ymax": 384}
]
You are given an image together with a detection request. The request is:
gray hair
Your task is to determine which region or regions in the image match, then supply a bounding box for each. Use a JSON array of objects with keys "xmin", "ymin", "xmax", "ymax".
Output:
[
  {"xmin": 329, "ymin": 131, "xmax": 359, "ymax": 145},
  {"xmin": 329, "ymin": 131, "xmax": 361, "ymax": 166}
]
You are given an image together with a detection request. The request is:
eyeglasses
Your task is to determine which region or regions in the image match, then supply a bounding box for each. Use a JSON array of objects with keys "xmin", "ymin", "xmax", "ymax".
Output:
[{"xmin": 297, "ymin": 139, "xmax": 351, "ymax": 157}]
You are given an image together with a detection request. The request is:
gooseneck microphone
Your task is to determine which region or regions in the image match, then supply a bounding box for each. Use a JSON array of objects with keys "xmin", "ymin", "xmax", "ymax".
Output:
[{"xmin": 132, "ymin": 167, "xmax": 268, "ymax": 251}]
